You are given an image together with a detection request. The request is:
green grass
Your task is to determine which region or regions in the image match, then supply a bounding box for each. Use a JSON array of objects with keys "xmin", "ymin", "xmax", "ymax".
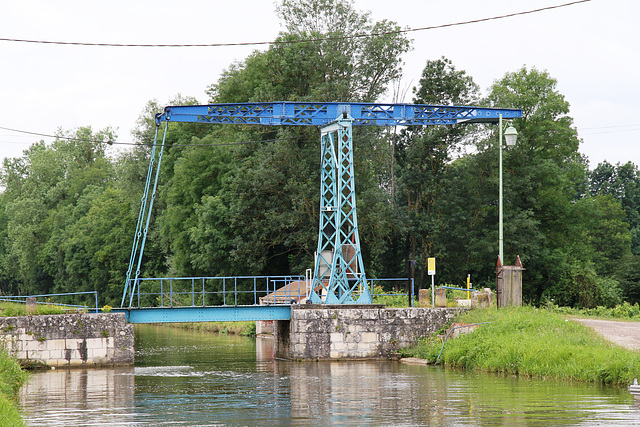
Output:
[
  {"xmin": 0, "ymin": 302, "xmax": 66, "ymax": 317},
  {"xmin": 408, "ymin": 306, "xmax": 640, "ymax": 386},
  {"xmin": 546, "ymin": 300, "xmax": 640, "ymax": 320},
  {"xmin": 371, "ymin": 283, "xmax": 415, "ymax": 307},
  {"xmin": 0, "ymin": 350, "xmax": 29, "ymax": 426}
]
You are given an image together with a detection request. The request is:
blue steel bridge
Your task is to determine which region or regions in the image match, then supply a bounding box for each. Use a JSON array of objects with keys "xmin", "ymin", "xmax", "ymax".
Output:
[
  {"xmin": 5, "ymin": 103, "xmax": 521, "ymax": 321},
  {"xmin": 113, "ymin": 276, "xmax": 412, "ymax": 323},
  {"xmin": 113, "ymin": 101, "xmax": 521, "ymax": 322}
]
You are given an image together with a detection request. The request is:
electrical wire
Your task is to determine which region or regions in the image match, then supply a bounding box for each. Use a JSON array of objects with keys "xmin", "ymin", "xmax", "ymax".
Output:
[
  {"xmin": 579, "ymin": 128, "xmax": 640, "ymax": 136},
  {"xmin": 0, "ymin": 125, "xmax": 300, "ymax": 148},
  {"xmin": 578, "ymin": 123, "xmax": 640, "ymax": 136},
  {"xmin": 0, "ymin": 1, "xmax": 591, "ymax": 48}
]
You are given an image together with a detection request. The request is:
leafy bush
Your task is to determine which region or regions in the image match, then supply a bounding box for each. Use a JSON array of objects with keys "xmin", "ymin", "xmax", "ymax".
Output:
[{"xmin": 545, "ymin": 300, "xmax": 640, "ymax": 319}]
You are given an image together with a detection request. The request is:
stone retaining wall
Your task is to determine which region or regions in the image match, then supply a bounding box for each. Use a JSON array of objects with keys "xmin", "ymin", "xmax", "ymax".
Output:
[
  {"xmin": 275, "ymin": 306, "xmax": 464, "ymax": 359},
  {"xmin": 0, "ymin": 313, "xmax": 134, "ymax": 367}
]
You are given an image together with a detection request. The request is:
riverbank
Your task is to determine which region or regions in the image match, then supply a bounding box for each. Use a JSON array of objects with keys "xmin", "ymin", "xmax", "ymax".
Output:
[
  {"xmin": 407, "ymin": 306, "xmax": 640, "ymax": 386},
  {"xmin": 0, "ymin": 350, "xmax": 28, "ymax": 426},
  {"xmin": 167, "ymin": 321, "xmax": 256, "ymax": 336}
]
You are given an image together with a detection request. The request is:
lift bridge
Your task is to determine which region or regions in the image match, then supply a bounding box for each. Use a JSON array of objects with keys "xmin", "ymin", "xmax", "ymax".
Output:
[{"xmin": 119, "ymin": 102, "xmax": 521, "ymax": 323}]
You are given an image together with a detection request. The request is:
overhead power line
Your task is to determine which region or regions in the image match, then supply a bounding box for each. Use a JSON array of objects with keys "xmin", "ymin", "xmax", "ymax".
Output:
[
  {"xmin": 0, "ymin": 125, "xmax": 300, "ymax": 148},
  {"xmin": 0, "ymin": 1, "xmax": 591, "ymax": 48}
]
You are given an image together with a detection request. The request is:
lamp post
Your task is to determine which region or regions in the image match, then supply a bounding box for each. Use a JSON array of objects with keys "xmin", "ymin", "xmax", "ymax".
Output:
[{"xmin": 498, "ymin": 113, "xmax": 518, "ymax": 264}]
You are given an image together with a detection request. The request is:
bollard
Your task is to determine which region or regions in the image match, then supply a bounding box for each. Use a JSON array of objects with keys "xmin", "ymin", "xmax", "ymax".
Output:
[
  {"xmin": 26, "ymin": 297, "xmax": 37, "ymax": 314},
  {"xmin": 434, "ymin": 288, "xmax": 447, "ymax": 307},
  {"xmin": 419, "ymin": 289, "xmax": 431, "ymax": 307},
  {"xmin": 471, "ymin": 288, "xmax": 494, "ymax": 309}
]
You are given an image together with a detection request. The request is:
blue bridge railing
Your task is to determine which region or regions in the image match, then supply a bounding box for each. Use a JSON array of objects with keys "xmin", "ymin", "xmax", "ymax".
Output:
[
  {"xmin": 123, "ymin": 276, "xmax": 414, "ymax": 308},
  {"xmin": 125, "ymin": 276, "xmax": 305, "ymax": 308},
  {"xmin": 0, "ymin": 291, "xmax": 99, "ymax": 313}
]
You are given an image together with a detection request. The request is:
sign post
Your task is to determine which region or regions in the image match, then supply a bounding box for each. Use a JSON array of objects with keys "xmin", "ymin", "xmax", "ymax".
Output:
[{"xmin": 427, "ymin": 257, "xmax": 436, "ymax": 306}]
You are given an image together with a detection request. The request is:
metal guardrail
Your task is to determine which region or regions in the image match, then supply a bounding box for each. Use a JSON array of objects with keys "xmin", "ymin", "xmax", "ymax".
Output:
[
  {"xmin": 439, "ymin": 286, "xmax": 479, "ymax": 292},
  {"xmin": 0, "ymin": 291, "xmax": 99, "ymax": 313},
  {"xmin": 124, "ymin": 276, "xmax": 415, "ymax": 308},
  {"xmin": 126, "ymin": 276, "xmax": 306, "ymax": 308}
]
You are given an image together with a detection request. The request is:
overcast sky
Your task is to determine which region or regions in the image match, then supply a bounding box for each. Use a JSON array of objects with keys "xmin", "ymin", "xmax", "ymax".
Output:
[{"xmin": 0, "ymin": 0, "xmax": 637, "ymax": 169}]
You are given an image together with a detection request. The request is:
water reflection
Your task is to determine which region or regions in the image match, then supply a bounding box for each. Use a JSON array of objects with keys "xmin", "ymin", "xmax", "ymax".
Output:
[
  {"xmin": 20, "ymin": 367, "xmax": 136, "ymax": 426},
  {"xmin": 279, "ymin": 360, "xmax": 639, "ymax": 426},
  {"xmin": 18, "ymin": 325, "xmax": 640, "ymax": 426}
]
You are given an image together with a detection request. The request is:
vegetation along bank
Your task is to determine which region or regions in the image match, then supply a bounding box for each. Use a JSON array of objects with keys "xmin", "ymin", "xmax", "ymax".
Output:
[
  {"xmin": 407, "ymin": 306, "xmax": 640, "ymax": 387},
  {"xmin": 0, "ymin": 350, "xmax": 28, "ymax": 427}
]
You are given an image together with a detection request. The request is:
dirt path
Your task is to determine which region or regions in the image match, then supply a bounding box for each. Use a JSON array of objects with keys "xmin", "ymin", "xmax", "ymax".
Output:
[{"xmin": 573, "ymin": 318, "xmax": 640, "ymax": 351}]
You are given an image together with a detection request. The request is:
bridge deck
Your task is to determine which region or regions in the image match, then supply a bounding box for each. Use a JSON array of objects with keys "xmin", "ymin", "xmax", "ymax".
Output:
[{"xmin": 112, "ymin": 305, "xmax": 291, "ymax": 323}]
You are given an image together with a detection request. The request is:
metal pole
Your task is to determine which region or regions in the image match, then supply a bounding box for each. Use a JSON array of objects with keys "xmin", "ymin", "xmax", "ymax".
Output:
[
  {"xmin": 498, "ymin": 114, "xmax": 504, "ymax": 264},
  {"xmin": 431, "ymin": 275, "xmax": 435, "ymax": 307},
  {"xmin": 466, "ymin": 274, "xmax": 471, "ymax": 300}
]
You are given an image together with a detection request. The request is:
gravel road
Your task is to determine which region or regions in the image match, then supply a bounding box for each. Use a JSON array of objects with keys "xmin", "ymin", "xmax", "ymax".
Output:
[{"xmin": 574, "ymin": 318, "xmax": 640, "ymax": 351}]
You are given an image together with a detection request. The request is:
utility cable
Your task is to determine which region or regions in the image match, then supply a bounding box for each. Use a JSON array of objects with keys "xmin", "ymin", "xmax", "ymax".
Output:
[
  {"xmin": 0, "ymin": 125, "xmax": 301, "ymax": 148},
  {"xmin": 0, "ymin": 1, "xmax": 591, "ymax": 48}
]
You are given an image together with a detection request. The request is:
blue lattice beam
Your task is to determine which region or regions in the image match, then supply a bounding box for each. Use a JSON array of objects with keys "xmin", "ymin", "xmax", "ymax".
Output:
[{"xmin": 156, "ymin": 102, "xmax": 521, "ymax": 127}]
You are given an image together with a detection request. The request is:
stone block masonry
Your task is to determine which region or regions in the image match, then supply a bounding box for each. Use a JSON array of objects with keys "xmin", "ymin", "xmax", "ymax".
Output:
[
  {"xmin": 275, "ymin": 305, "xmax": 465, "ymax": 359},
  {"xmin": 0, "ymin": 313, "xmax": 134, "ymax": 367}
]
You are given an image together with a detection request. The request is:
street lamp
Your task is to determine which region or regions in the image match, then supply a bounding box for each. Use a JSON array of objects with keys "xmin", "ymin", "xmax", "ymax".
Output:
[{"xmin": 498, "ymin": 114, "xmax": 518, "ymax": 264}]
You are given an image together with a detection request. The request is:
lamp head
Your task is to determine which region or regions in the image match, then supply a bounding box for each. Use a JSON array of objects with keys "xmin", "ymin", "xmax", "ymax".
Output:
[{"xmin": 504, "ymin": 125, "xmax": 518, "ymax": 146}]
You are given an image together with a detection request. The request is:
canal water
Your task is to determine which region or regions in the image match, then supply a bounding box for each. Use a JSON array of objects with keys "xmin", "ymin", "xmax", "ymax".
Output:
[{"xmin": 20, "ymin": 324, "xmax": 640, "ymax": 426}]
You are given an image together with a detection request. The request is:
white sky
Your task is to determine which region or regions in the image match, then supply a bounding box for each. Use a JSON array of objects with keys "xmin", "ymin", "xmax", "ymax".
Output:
[{"xmin": 0, "ymin": 0, "xmax": 637, "ymax": 169}]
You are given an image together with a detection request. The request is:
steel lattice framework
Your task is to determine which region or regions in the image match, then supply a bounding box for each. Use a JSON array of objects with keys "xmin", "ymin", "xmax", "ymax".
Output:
[
  {"xmin": 155, "ymin": 101, "xmax": 520, "ymax": 127},
  {"xmin": 122, "ymin": 102, "xmax": 521, "ymax": 307}
]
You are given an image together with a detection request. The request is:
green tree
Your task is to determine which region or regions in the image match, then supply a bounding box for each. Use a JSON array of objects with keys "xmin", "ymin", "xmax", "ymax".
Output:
[
  {"xmin": 150, "ymin": 0, "xmax": 413, "ymax": 279},
  {"xmin": 590, "ymin": 161, "xmax": 640, "ymax": 254},
  {"xmin": 393, "ymin": 57, "xmax": 481, "ymax": 289},
  {"xmin": 431, "ymin": 66, "xmax": 623, "ymax": 306},
  {"xmin": 0, "ymin": 127, "xmax": 119, "ymax": 298},
  {"xmin": 209, "ymin": 0, "xmax": 411, "ymax": 103}
]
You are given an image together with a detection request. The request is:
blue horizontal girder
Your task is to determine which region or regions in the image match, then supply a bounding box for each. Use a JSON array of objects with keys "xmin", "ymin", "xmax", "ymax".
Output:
[
  {"xmin": 156, "ymin": 102, "xmax": 521, "ymax": 127},
  {"xmin": 113, "ymin": 305, "xmax": 291, "ymax": 323}
]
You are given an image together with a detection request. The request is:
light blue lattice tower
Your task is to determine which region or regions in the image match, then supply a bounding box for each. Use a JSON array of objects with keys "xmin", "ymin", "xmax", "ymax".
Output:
[{"xmin": 309, "ymin": 113, "xmax": 372, "ymax": 304}]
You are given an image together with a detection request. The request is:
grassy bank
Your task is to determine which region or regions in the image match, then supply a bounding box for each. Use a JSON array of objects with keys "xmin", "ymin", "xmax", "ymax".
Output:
[
  {"xmin": 0, "ymin": 302, "xmax": 65, "ymax": 317},
  {"xmin": 0, "ymin": 350, "xmax": 28, "ymax": 426},
  {"xmin": 168, "ymin": 321, "xmax": 256, "ymax": 336},
  {"xmin": 408, "ymin": 306, "xmax": 640, "ymax": 386}
]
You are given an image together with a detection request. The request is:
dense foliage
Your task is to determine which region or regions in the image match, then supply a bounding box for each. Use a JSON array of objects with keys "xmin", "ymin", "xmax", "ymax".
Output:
[{"xmin": 0, "ymin": 0, "xmax": 637, "ymax": 308}]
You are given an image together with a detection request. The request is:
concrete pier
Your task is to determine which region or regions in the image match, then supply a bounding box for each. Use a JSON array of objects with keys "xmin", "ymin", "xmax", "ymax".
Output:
[
  {"xmin": 274, "ymin": 305, "xmax": 464, "ymax": 359},
  {"xmin": 0, "ymin": 313, "xmax": 134, "ymax": 367}
]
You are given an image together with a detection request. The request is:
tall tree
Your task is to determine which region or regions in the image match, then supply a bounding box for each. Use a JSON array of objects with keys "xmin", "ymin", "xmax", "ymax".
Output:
[
  {"xmin": 175, "ymin": 0, "xmax": 413, "ymax": 278},
  {"xmin": 393, "ymin": 57, "xmax": 481, "ymax": 288},
  {"xmin": 590, "ymin": 161, "xmax": 640, "ymax": 254},
  {"xmin": 432, "ymin": 66, "xmax": 628, "ymax": 307}
]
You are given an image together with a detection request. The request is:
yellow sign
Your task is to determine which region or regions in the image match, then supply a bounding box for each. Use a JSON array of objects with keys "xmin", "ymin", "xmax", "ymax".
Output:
[{"xmin": 427, "ymin": 257, "xmax": 436, "ymax": 276}]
